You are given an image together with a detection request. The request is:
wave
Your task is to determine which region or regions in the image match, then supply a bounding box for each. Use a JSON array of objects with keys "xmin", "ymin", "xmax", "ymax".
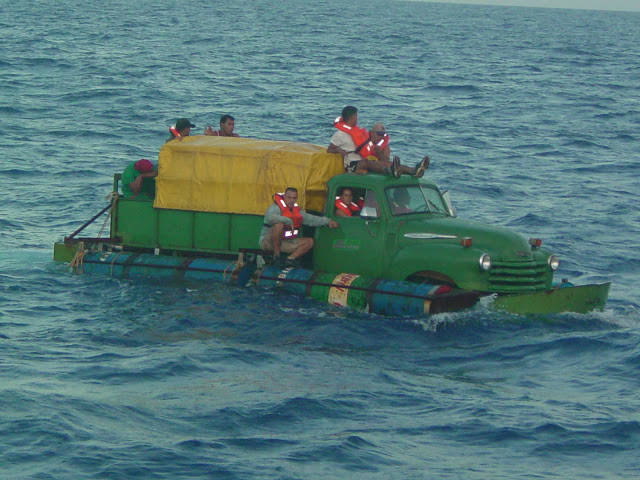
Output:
[
  {"xmin": 0, "ymin": 105, "xmax": 23, "ymax": 114},
  {"xmin": 0, "ymin": 218, "xmax": 24, "ymax": 230},
  {"xmin": 287, "ymin": 434, "xmax": 398, "ymax": 470},
  {"xmin": 427, "ymin": 84, "xmax": 481, "ymax": 93},
  {"xmin": 562, "ymin": 139, "xmax": 610, "ymax": 150},
  {"xmin": 505, "ymin": 213, "xmax": 550, "ymax": 228}
]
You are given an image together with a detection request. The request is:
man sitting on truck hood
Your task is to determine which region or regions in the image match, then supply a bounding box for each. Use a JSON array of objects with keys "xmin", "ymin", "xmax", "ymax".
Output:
[{"xmin": 260, "ymin": 187, "xmax": 338, "ymax": 267}]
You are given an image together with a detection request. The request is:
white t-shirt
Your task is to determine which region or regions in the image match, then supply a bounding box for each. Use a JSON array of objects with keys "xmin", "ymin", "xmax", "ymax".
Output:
[{"xmin": 329, "ymin": 130, "xmax": 361, "ymax": 169}]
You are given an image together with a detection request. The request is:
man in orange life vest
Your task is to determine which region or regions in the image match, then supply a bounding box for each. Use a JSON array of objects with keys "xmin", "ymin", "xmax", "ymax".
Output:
[
  {"xmin": 166, "ymin": 117, "xmax": 195, "ymax": 142},
  {"xmin": 367, "ymin": 122, "xmax": 391, "ymax": 162},
  {"xmin": 327, "ymin": 106, "xmax": 428, "ymax": 178},
  {"xmin": 334, "ymin": 187, "xmax": 361, "ymax": 217},
  {"xmin": 260, "ymin": 187, "xmax": 338, "ymax": 266}
]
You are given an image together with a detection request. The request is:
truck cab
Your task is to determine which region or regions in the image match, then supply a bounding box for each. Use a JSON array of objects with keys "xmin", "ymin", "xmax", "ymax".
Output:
[{"xmin": 313, "ymin": 173, "xmax": 557, "ymax": 294}]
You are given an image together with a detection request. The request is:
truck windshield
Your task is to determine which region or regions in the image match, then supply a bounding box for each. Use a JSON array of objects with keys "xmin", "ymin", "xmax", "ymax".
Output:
[{"xmin": 386, "ymin": 185, "xmax": 450, "ymax": 216}]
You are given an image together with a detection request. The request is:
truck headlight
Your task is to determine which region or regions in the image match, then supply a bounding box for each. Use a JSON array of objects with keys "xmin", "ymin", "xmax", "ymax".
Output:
[
  {"xmin": 548, "ymin": 255, "xmax": 559, "ymax": 271},
  {"xmin": 479, "ymin": 253, "xmax": 491, "ymax": 271}
]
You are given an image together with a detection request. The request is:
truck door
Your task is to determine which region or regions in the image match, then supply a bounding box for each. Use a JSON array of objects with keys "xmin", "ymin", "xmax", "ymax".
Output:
[{"xmin": 313, "ymin": 189, "xmax": 386, "ymax": 277}]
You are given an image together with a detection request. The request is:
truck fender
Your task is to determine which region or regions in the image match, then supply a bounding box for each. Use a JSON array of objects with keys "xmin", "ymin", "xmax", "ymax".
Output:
[{"xmin": 388, "ymin": 244, "xmax": 485, "ymax": 287}]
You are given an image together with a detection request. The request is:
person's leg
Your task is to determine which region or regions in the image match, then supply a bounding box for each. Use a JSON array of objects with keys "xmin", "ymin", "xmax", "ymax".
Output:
[
  {"xmin": 268, "ymin": 223, "xmax": 284, "ymax": 256},
  {"xmin": 413, "ymin": 156, "xmax": 429, "ymax": 177},
  {"xmin": 287, "ymin": 237, "xmax": 314, "ymax": 260},
  {"xmin": 359, "ymin": 158, "xmax": 392, "ymax": 175},
  {"xmin": 388, "ymin": 155, "xmax": 430, "ymax": 177},
  {"xmin": 359, "ymin": 157, "xmax": 420, "ymax": 177}
]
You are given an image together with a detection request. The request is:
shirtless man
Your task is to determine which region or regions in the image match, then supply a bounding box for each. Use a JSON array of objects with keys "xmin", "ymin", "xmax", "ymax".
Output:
[{"xmin": 204, "ymin": 114, "xmax": 239, "ymax": 137}]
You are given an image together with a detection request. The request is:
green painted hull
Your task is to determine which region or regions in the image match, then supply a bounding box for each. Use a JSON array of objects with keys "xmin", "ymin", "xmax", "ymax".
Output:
[{"xmin": 490, "ymin": 282, "xmax": 611, "ymax": 314}]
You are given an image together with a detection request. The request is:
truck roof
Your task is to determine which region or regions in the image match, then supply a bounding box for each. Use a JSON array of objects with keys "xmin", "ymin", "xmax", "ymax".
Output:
[{"xmin": 328, "ymin": 172, "xmax": 439, "ymax": 190}]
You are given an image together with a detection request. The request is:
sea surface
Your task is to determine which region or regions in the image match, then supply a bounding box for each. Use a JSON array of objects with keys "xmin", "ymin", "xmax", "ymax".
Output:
[{"xmin": 1, "ymin": 1, "xmax": 639, "ymax": 478}]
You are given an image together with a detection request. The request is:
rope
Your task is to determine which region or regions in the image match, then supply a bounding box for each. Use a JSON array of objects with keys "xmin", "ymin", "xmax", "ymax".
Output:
[
  {"xmin": 69, "ymin": 241, "xmax": 86, "ymax": 273},
  {"xmin": 249, "ymin": 254, "xmax": 266, "ymax": 286},
  {"xmin": 223, "ymin": 252, "xmax": 245, "ymax": 282},
  {"xmin": 110, "ymin": 252, "xmax": 123, "ymax": 276},
  {"xmin": 97, "ymin": 191, "xmax": 118, "ymax": 239},
  {"xmin": 236, "ymin": 252, "xmax": 245, "ymax": 269},
  {"xmin": 222, "ymin": 260, "xmax": 234, "ymax": 281}
]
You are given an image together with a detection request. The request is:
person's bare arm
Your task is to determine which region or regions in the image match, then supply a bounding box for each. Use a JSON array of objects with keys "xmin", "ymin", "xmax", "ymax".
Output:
[
  {"xmin": 375, "ymin": 145, "xmax": 391, "ymax": 162},
  {"xmin": 327, "ymin": 143, "xmax": 346, "ymax": 157},
  {"xmin": 128, "ymin": 175, "xmax": 143, "ymax": 196},
  {"xmin": 128, "ymin": 171, "xmax": 157, "ymax": 196}
]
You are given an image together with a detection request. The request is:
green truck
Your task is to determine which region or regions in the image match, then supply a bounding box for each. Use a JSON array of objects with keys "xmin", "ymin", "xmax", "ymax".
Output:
[{"xmin": 54, "ymin": 137, "xmax": 610, "ymax": 316}]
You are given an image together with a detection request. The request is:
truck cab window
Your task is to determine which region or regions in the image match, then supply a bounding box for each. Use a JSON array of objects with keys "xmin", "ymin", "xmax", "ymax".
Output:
[{"xmin": 386, "ymin": 185, "xmax": 449, "ymax": 216}]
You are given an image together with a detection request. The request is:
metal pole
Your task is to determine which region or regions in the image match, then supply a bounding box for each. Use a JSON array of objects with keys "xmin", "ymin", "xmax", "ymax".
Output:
[{"xmin": 65, "ymin": 203, "xmax": 113, "ymax": 241}]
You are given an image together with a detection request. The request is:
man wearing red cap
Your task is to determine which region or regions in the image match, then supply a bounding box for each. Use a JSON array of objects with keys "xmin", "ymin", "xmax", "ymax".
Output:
[{"xmin": 121, "ymin": 159, "xmax": 157, "ymax": 198}]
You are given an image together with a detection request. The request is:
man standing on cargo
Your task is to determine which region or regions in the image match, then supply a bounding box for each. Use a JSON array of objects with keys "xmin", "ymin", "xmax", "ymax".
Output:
[
  {"xmin": 327, "ymin": 106, "xmax": 428, "ymax": 178},
  {"xmin": 260, "ymin": 187, "xmax": 338, "ymax": 267}
]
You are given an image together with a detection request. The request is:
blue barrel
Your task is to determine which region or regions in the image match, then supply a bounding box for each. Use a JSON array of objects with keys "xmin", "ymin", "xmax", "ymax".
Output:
[
  {"xmin": 369, "ymin": 279, "xmax": 440, "ymax": 316},
  {"xmin": 258, "ymin": 266, "xmax": 315, "ymax": 297},
  {"xmin": 184, "ymin": 257, "xmax": 236, "ymax": 283},
  {"xmin": 79, "ymin": 252, "xmax": 132, "ymax": 277},
  {"xmin": 75, "ymin": 251, "xmax": 475, "ymax": 316},
  {"xmin": 81, "ymin": 252, "xmax": 234, "ymax": 281},
  {"xmin": 125, "ymin": 254, "xmax": 185, "ymax": 279}
]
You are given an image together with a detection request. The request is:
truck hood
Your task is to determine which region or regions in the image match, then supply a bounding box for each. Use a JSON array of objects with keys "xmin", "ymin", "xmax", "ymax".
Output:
[{"xmin": 397, "ymin": 216, "xmax": 543, "ymax": 261}]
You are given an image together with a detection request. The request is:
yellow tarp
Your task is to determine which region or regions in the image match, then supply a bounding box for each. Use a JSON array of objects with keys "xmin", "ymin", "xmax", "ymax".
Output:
[{"xmin": 154, "ymin": 136, "xmax": 344, "ymax": 214}]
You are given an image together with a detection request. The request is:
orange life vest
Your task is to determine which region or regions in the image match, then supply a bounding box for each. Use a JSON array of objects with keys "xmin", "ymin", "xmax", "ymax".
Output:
[
  {"xmin": 168, "ymin": 126, "xmax": 181, "ymax": 139},
  {"xmin": 333, "ymin": 117, "xmax": 370, "ymax": 157},
  {"xmin": 273, "ymin": 193, "xmax": 302, "ymax": 238},
  {"xmin": 334, "ymin": 197, "xmax": 361, "ymax": 217},
  {"xmin": 359, "ymin": 133, "xmax": 389, "ymax": 159}
]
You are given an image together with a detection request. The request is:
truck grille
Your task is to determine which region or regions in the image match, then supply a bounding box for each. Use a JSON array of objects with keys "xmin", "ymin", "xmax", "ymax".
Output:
[{"xmin": 488, "ymin": 259, "xmax": 550, "ymax": 293}]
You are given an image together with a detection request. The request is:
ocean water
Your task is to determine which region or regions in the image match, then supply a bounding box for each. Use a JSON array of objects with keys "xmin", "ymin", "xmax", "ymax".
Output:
[{"xmin": 1, "ymin": 1, "xmax": 640, "ymax": 478}]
